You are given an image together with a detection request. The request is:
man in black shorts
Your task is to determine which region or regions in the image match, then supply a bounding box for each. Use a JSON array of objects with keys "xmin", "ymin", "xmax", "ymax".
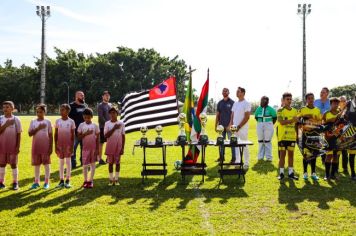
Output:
[{"xmin": 97, "ymin": 91, "xmax": 112, "ymax": 164}]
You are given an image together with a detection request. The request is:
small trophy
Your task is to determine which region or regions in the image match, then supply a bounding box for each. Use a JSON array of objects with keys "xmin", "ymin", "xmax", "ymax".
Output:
[
  {"xmin": 199, "ymin": 113, "xmax": 209, "ymax": 145},
  {"xmin": 216, "ymin": 125, "xmax": 224, "ymax": 145},
  {"xmin": 177, "ymin": 113, "xmax": 187, "ymax": 145},
  {"xmin": 230, "ymin": 125, "xmax": 238, "ymax": 145},
  {"xmin": 140, "ymin": 125, "xmax": 148, "ymax": 146},
  {"xmin": 155, "ymin": 125, "xmax": 163, "ymax": 146}
]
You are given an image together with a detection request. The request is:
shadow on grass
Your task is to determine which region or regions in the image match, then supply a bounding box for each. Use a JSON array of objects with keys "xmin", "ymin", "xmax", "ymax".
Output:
[
  {"xmin": 0, "ymin": 168, "xmax": 249, "ymax": 217},
  {"xmin": 278, "ymin": 177, "xmax": 356, "ymax": 211},
  {"xmin": 252, "ymin": 160, "xmax": 277, "ymax": 175}
]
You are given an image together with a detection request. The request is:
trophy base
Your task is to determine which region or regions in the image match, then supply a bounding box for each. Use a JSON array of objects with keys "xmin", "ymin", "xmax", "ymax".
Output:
[
  {"xmin": 230, "ymin": 137, "xmax": 238, "ymax": 145},
  {"xmin": 140, "ymin": 137, "xmax": 148, "ymax": 146},
  {"xmin": 199, "ymin": 135, "xmax": 209, "ymax": 145},
  {"xmin": 216, "ymin": 137, "xmax": 224, "ymax": 145},
  {"xmin": 177, "ymin": 135, "xmax": 187, "ymax": 145},
  {"xmin": 155, "ymin": 137, "xmax": 163, "ymax": 146}
]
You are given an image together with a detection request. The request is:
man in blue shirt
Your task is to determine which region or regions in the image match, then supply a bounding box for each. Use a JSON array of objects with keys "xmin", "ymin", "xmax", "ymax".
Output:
[
  {"xmin": 314, "ymin": 87, "xmax": 330, "ymax": 115},
  {"xmin": 215, "ymin": 88, "xmax": 235, "ymax": 162}
]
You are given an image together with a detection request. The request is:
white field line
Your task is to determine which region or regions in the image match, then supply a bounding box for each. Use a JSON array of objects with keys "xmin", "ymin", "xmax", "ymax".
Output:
[{"xmin": 193, "ymin": 184, "xmax": 215, "ymax": 235}]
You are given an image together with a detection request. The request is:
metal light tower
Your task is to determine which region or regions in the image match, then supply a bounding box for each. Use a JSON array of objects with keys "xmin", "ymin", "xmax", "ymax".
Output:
[
  {"xmin": 36, "ymin": 6, "xmax": 51, "ymax": 104},
  {"xmin": 297, "ymin": 4, "xmax": 311, "ymax": 102}
]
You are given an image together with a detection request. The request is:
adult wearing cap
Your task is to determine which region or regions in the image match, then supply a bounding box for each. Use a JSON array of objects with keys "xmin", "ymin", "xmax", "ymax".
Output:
[
  {"xmin": 254, "ymin": 96, "xmax": 277, "ymax": 161},
  {"xmin": 97, "ymin": 91, "xmax": 112, "ymax": 165},
  {"xmin": 69, "ymin": 91, "xmax": 88, "ymax": 168}
]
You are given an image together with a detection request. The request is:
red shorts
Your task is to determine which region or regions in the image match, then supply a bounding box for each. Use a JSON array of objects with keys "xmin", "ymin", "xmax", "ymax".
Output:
[
  {"xmin": 82, "ymin": 150, "xmax": 97, "ymax": 165},
  {"xmin": 0, "ymin": 154, "xmax": 18, "ymax": 166},
  {"xmin": 56, "ymin": 146, "xmax": 73, "ymax": 159},
  {"xmin": 107, "ymin": 155, "xmax": 122, "ymax": 165},
  {"xmin": 32, "ymin": 154, "xmax": 51, "ymax": 166}
]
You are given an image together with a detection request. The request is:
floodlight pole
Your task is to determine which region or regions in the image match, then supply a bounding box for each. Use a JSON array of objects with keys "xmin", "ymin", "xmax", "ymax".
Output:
[
  {"xmin": 36, "ymin": 6, "xmax": 51, "ymax": 104},
  {"xmin": 298, "ymin": 4, "xmax": 311, "ymax": 103}
]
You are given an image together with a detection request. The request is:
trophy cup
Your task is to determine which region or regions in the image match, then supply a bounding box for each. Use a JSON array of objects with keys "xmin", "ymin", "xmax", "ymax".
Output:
[
  {"xmin": 216, "ymin": 125, "xmax": 224, "ymax": 145},
  {"xmin": 177, "ymin": 113, "xmax": 187, "ymax": 145},
  {"xmin": 230, "ymin": 125, "xmax": 238, "ymax": 145},
  {"xmin": 140, "ymin": 125, "xmax": 148, "ymax": 146},
  {"xmin": 199, "ymin": 113, "xmax": 209, "ymax": 145},
  {"xmin": 155, "ymin": 125, "xmax": 163, "ymax": 146}
]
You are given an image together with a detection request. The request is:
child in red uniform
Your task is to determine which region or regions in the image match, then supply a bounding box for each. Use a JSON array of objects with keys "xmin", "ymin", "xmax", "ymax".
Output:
[
  {"xmin": 0, "ymin": 101, "xmax": 22, "ymax": 190},
  {"xmin": 104, "ymin": 107, "xmax": 125, "ymax": 185},
  {"xmin": 55, "ymin": 104, "xmax": 76, "ymax": 188},
  {"xmin": 28, "ymin": 104, "xmax": 53, "ymax": 189},
  {"xmin": 77, "ymin": 108, "xmax": 100, "ymax": 188}
]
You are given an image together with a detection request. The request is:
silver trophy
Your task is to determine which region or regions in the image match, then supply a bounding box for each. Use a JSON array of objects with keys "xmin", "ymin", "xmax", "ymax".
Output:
[
  {"xmin": 216, "ymin": 125, "xmax": 224, "ymax": 145},
  {"xmin": 155, "ymin": 125, "xmax": 163, "ymax": 146},
  {"xmin": 230, "ymin": 125, "xmax": 238, "ymax": 145},
  {"xmin": 140, "ymin": 125, "xmax": 148, "ymax": 146}
]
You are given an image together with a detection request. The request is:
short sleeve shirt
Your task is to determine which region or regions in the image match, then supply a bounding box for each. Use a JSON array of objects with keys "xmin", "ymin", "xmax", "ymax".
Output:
[
  {"xmin": 231, "ymin": 100, "xmax": 251, "ymax": 131},
  {"xmin": 0, "ymin": 115, "xmax": 22, "ymax": 154},
  {"xmin": 217, "ymin": 98, "xmax": 234, "ymax": 127},
  {"xmin": 77, "ymin": 122, "xmax": 100, "ymax": 151}
]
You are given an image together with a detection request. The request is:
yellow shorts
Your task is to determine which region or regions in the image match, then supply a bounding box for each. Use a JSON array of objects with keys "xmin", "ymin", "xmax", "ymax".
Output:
[{"xmin": 278, "ymin": 141, "xmax": 295, "ymax": 151}]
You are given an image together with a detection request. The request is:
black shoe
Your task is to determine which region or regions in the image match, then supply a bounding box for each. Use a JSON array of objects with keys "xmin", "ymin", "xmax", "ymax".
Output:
[
  {"xmin": 343, "ymin": 169, "xmax": 349, "ymax": 175},
  {"xmin": 0, "ymin": 182, "xmax": 5, "ymax": 189},
  {"xmin": 99, "ymin": 159, "xmax": 106, "ymax": 165},
  {"xmin": 351, "ymin": 175, "xmax": 356, "ymax": 181},
  {"xmin": 12, "ymin": 182, "xmax": 19, "ymax": 190},
  {"xmin": 278, "ymin": 173, "xmax": 284, "ymax": 180},
  {"xmin": 288, "ymin": 172, "xmax": 299, "ymax": 180}
]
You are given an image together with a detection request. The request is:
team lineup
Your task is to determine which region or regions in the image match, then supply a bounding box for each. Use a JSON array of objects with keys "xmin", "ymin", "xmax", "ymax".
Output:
[{"xmin": 0, "ymin": 87, "xmax": 355, "ymax": 190}]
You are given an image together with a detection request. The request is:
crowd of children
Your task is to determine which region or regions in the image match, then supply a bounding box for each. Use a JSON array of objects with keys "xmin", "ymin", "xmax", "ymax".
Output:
[{"xmin": 0, "ymin": 101, "xmax": 125, "ymax": 190}]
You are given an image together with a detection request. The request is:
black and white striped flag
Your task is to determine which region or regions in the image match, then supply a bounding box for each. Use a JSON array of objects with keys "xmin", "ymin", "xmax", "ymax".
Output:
[{"xmin": 121, "ymin": 77, "xmax": 179, "ymax": 133}]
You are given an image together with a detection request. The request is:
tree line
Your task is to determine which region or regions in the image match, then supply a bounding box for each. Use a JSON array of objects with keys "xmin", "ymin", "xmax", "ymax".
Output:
[{"xmin": 0, "ymin": 47, "xmax": 189, "ymax": 113}]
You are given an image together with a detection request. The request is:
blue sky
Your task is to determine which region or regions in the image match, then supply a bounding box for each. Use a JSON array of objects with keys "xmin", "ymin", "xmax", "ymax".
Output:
[{"xmin": 1, "ymin": 0, "xmax": 356, "ymax": 105}]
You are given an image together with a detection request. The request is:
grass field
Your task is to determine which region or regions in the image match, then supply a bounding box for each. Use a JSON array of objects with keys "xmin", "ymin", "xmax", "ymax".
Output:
[{"xmin": 0, "ymin": 115, "xmax": 355, "ymax": 235}]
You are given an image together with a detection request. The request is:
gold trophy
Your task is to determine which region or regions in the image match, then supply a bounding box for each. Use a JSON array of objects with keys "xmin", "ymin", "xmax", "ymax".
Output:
[
  {"xmin": 155, "ymin": 125, "xmax": 163, "ymax": 146},
  {"xmin": 216, "ymin": 125, "xmax": 224, "ymax": 145},
  {"xmin": 177, "ymin": 113, "xmax": 187, "ymax": 145},
  {"xmin": 230, "ymin": 125, "xmax": 238, "ymax": 145},
  {"xmin": 140, "ymin": 125, "xmax": 148, "ymax": 146},
  {"xmin": 199, "ymin": 113, "xmax": 209, "ymax": 144}
]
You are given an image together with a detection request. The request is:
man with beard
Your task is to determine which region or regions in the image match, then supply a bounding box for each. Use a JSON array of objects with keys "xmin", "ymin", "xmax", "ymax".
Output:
[{"xmin": 69, "ymin": 91, "xmax": 88, "ymax": 169}]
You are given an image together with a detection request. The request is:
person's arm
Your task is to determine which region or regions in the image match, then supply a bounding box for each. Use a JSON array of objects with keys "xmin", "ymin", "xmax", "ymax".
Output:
[
  {"xmin": 228, "ymin": 111, "xmax": 234, "ymax": 130},
  {"xmin": 28, "ymin": 122, "xmax": 46, "ymax": 137},
  {"xmin": 271, "ymin": 107, "xmax": 277, "ymax": 124},
  {"xmin": 0, "ymin": 119, "xmax": 14, "ymax": 134},
  {"xmin": 105, "ymin": 123, "xmax": 121, "ymax": 139},
  {"xmin": 98, "ymin": 104, "xmax": 105, "ymax": 125},
  {"xmin": 237, "ymin": 111, "xmax": 250, "ymax": 131},
  {"xmin": 215, "ymin": 111, "xmax": 220, "ymax": 131},
  {"xmin": 16, "ymin": 133, "xmax": 21, "ymax": 154},
  {"xmin": 54, "ymin": 127, "xmax": 59, "ymax": 153},
  {"xmin": 278, "ymin": 109, "xmax": 298, "ymax": 125},
  {"xmin": 120, "ymin": 134, "xmax": 125, "ymax": 155},
  {"xmin": 95, "ymin": 127, "xmax": 100, "ymax": 159}
]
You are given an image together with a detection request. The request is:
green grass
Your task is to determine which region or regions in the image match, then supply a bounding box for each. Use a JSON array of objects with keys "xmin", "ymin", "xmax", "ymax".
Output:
[{"xmin": 0, "ymin": 116, "xmax": 355, "ymax": 235}]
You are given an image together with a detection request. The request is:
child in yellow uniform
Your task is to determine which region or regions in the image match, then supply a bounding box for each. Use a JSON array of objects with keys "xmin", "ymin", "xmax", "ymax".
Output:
[
  {"xmin": 277, "ymin": 92, "xmax": 299, "ymax": 180},
  {"xmin": 322, "ymin": 97, "xmax": 341, "ymax": 180},
  {"xmin": 299, "ymin": 93, "xmax": 322, "ymax": 181}
]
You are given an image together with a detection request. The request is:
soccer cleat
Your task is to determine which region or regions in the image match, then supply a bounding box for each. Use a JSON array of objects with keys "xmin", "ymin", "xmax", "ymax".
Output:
[
  {"xmin": 56, "ymin": 181, "xmax": 65, "ymax": 188},
  {"xmin": 311, "ymin": 174, "xmax": 319, "ymax": 181},
  {"xmin": 99, "ymin": 159, "xmax": 106, "ymax": 165},
  {"xmin": 0, "ymin": 182, "xmax": 5, "ymax": 189},
  {"xmin": 323, "ymin": 176, "xmax": 329, "ymax": 181},
  {"xmin": 64, "ymin": 180, "xmax": 71, "ymax": 188},
  {"xmin": 87, "ymin": 181, "xmax": 93, "ymax": 188},
  {"xmin": 288, "ymin": 172, "xmax": 299, "ymax": 180},
  {"xmin": 330, "ymin": 175, "xmax": 338, "ymax": 180},
  {"xmin": 12, "ymin": 182, "xmax": 19, "ymax": 190},
  {"xmin": 108, "ymin": 180, "xmax": 114, "ymax": 186},
  {"xmin": 30, "ymin": 183, "xmax": 40, "ymax": 190},
  {"xmin": 113, "ymin": 180, "xmax": 120, "ymax": 186},
  {"xmin": 278, "ymin": 173, "xmax": 284, "ymax": 180},
  {"xmin": 43, "ymin": 183, "xmax": 50, "ymax": 190},
  {"xmin": 82, "ymin": 181, "xmax": 88, "ymax": 188},
  {"xmin": 303, "ymin": 173, "xmax": 308, "ymax": 180}
]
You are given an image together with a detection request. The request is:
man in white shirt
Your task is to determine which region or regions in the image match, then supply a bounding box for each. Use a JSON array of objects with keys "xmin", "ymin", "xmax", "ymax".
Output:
[{"xmin": 229, "ymin": 87, "xmax": 251, "ymax": 169}]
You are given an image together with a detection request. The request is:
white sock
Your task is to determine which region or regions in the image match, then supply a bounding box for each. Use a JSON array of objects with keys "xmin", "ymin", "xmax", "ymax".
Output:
[
  {"xmin": 109, "ymin": 172, "xmax": 113, "ymax": 180},
  {"xmin": 279, "ymin": 168, "xmax": 284, "ymax": 174},
  {"xmin": 65, "ymin": 157, "xmax": 72, "ymax": 180},
  {"xmin": 115, "ymin": 171, "xmax": 120, "ymax": 181},
  {"xmin": 288, "ymin": 167, "xmax": 294, "ymax": 175},
  {"xmin": 34, "ymin": 165, "xmax": 40, "ymax": 183},
  {"xmin": 44, "ymin": 164, "xmax": 50, "ymax": 184},
  {"xmin": 12, "ymin": 168, "xmax": 18, "ymax": 183},
  {"xmin": 90, "ymin": 163, "xmax": 96, "ymax": 182}
]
